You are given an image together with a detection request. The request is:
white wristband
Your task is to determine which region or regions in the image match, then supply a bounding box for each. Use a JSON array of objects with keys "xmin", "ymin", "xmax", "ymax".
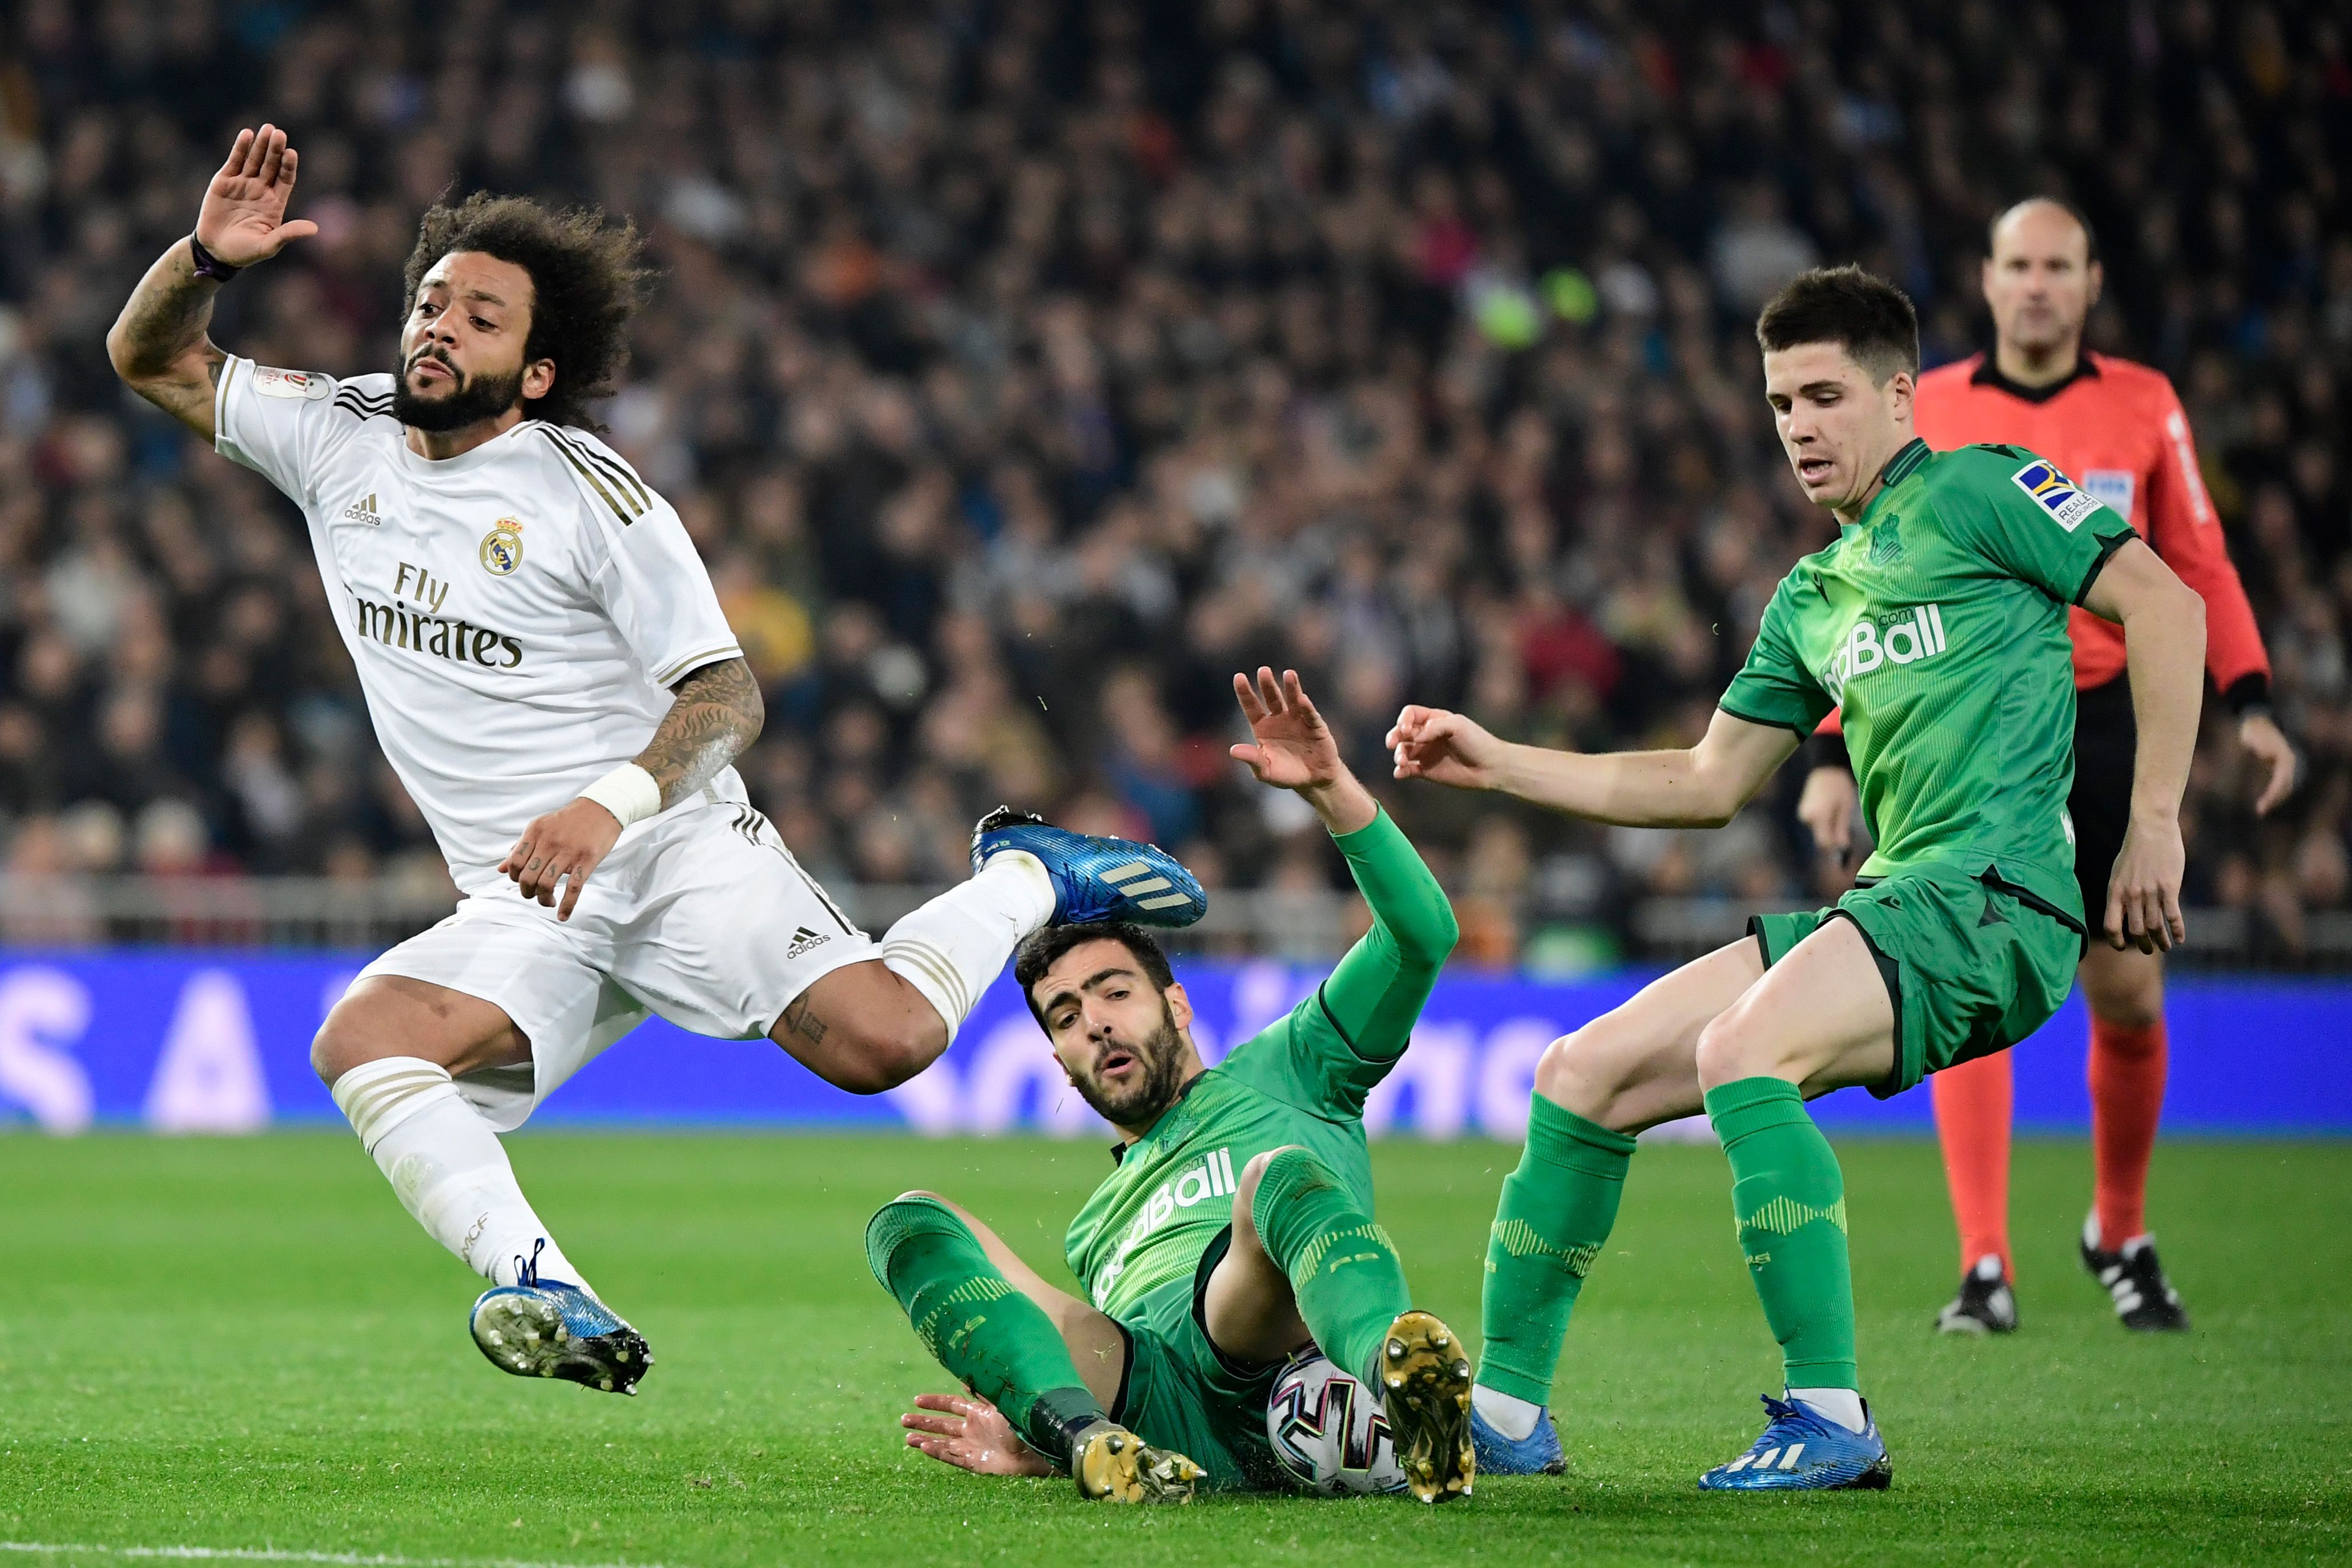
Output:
[{"xmin": 578, "ymin": 763, "xmax": 663, "ymax": 831}]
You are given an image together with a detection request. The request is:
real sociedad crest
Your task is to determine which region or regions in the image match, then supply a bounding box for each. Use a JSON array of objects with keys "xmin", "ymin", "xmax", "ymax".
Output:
[{"xmin": 480, "ymin": 517, "xmax": 524, "ymax": 575}]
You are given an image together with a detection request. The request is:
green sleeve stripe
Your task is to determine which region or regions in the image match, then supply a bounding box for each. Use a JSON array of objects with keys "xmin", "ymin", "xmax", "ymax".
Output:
[
  {"xmin": 1717, "ymin": 699, "xmax": 1813, "ymax": 741},
  {"xmin": 2072, "ymin": 529, "xmax": 2138, "ymax": 607}
]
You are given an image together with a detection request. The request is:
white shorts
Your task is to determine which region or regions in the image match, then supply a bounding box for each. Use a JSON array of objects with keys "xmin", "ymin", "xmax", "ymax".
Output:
[{"xmin": 358, "ymin": 801, "xmax": 875, "ymax": 1130}]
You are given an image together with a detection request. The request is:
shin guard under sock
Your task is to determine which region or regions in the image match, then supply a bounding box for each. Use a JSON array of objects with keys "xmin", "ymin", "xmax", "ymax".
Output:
[
  {"xmin": 2089, "ymin": 1016, "xmax": 2167, "ymax": 1245},
  {"xmin": 865, "ymin": 1195, "xmax": 1104, "ymax": 1464},
  {"xmin": 1932, "ymin": 1051, "xmax": 2014, "ymax": 1277},
  {"xmin": 1706, "ymin": 1077, "xmax": 1858, "ymax": 1391},
  {"xmin": 1249, "ymin": 1147, "xmax": 1412, "ymax": 1389},
  {"xmin": 1476, "ymin": 1093, "xmax": 1637, "ymax": 1405}
]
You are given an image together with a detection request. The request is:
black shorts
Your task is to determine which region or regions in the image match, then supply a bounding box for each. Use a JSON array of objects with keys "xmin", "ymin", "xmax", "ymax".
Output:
[{"xmin": 2069, "ymin": 675, "xmax": 2136, "ymax": 925}]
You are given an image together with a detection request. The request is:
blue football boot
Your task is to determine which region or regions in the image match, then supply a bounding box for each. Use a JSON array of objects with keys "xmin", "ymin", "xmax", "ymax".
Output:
[
  {"xmin": 971, "ymin": 807, "xmax": 1206, "ymax": 928},
  {"xmin": 1698, "ymin": 1394, "xmax": 1890, "ymax": 1491},
  {"xmin": 1470, "ymin": 1400, "xmax": 1566, "ymax": 1476},
  {"xmin": 468, "ymin": 1243, "xmax": 652, "ymax": 1395}
]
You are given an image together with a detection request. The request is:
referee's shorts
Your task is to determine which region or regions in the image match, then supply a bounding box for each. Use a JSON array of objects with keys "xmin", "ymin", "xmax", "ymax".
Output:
[{"xmin": 2069, "ymin": 675, "xmax": 2137, "ymax": 936}]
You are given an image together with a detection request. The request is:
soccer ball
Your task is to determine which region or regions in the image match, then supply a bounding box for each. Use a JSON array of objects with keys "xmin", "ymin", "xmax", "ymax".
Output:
[{"xmin": 1265, "ymin": 1350, "xmax": 1410, "ymax": 1496}]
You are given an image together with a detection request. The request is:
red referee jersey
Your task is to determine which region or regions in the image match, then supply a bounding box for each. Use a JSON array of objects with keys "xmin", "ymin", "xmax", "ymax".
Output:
[{"xmin": 1912, "ymin": 352, "xmax": 2270, "ymax": 700}]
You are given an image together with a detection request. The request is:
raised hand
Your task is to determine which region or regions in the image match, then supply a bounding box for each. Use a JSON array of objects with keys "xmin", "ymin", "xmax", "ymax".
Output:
[
  {"xmin": 1387, "ymin": 704, "xmax": 1508, "ymax": 791},
  {"xmin": 1229, "ymin": 666, "xmax": 1341, "ymax": 792},
  {"xmin": 196, "ymin": 125, "xmax": 319, "ymax": 268},
  {"xmin": 900, "ymin": 1392, "xmax": 1056, "ymax": 1477}
]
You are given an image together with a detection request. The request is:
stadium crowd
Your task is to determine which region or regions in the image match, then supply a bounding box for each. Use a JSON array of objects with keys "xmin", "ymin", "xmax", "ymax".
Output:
[{"xmin": 1, "ymin": 0, "xmax": 2348, "ymax": 962}]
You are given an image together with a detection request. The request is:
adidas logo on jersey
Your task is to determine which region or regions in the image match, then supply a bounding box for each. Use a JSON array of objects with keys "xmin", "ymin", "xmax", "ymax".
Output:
[
  {"xmin": 1093, "ymin": 1146, "xmax": 1239, "ymax": 1308},
  {"xmin": 785, "ymin": 926, "xmax": 830, "ymax": 959},
  {"xmin": 341, "ymin": 492, "xmax": 384, "ymax": 526},
  {"xmin": 1822, "ymin": 604, "xmax": 1949, "ymax": 702}
]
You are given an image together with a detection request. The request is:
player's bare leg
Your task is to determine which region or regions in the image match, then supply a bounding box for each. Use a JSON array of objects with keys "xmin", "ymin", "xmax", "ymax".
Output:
[
  {"xmin": 1210, "ymin": 1146, "xmax": 1472, "ymax": 1503},
  {"xmin": 778, "ymin": 811, "xmax": 1209, "ymax": 1094},
  {"xmin": 871, "ymin": 1190, "xmax": 1203, "ymax": 1502},
  {"xmin": 1478, "ymin": 925, "xmax": 1902, "ymax": 1490},
  {"xmin": 2074, "ymin": 942, "xmax": 2188, "ymax": 1328},
  {"xmin": 313, "ymin": 978, "xmax": 650, "ymax": 1392},
  {"xmin": 1473, "ymin": 939, "xmax": 1768, "ymax": 1470}
]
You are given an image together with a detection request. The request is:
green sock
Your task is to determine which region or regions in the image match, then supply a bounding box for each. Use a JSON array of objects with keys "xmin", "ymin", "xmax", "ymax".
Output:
[
  {"xmin": 1250, "ymin": 1148, "xmax": 1412, "ymax": 1388},
  {"xmin": 864, "ymin": 1196, "xmax": 1105, "ymax": 1464},
  {"xmin": 1704, "ymin": 1077, "xmax": 1859, "ymax": 1390},
  {"xmin": 1476, "ymin": 1092, "xmax": 1638, "ymax": 1405}
]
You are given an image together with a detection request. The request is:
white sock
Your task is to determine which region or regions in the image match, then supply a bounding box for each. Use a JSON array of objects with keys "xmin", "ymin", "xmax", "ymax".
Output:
[
  {"xmin": 1789, "ymin": 1386, "xmax": 1868, "ymax": 1433},
  {"xmin": 331, "ymin": 1057, "xmax": 590, "ymax": 1293},
  {"xmin": 1471, "ymin": 1384, "xmax": 1544, "ymax": 1441},
  {"xmin": 879, "ymin": 850, "xmax": 1056, "ymax": 1041}
]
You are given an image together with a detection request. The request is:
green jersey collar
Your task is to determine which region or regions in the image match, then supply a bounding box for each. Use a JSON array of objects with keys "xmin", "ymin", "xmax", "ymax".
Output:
[{"xmin": 1848, "ymin": 438, "xmax": 1931, "ymax": 530}]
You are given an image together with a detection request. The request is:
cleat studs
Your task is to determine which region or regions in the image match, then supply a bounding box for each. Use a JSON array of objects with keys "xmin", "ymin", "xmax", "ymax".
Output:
[
  {"xmin": 616, "ymin": 1349, "xmax": 630, "ymax": 1363},
  {"xmin": 1432, "ymin": 1332, "xmax": 1451, "ymax": 1349},
  {"xmin": 1387, "ymin": 1339, "xmax": 1406, "ymax": 1361},
  {"xmin": 486, "ymin": 1331, "xmax": 504, "ymax": 1345},
  {"xmin": 539, "ymin": 1367, "xmax": 554, "ymax": 1377},
  {"xmin": 599, "ymin": 1378, "xmax": 613, "ymax": 1391}
]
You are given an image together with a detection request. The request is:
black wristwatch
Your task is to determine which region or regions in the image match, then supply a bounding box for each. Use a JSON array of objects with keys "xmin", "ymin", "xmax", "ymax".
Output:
[{"xmin": 187, "ymin": 232, "xmax": 243, "ymax": 283}]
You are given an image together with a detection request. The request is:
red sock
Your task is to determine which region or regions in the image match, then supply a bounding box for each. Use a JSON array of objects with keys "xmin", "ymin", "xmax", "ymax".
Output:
[
  {"xmin": 2088, "ymin": 1016, "xmax": 2167, "ymax": 1247},
  {"xmin": 1932, "ymin": 1051, "xmax": 2013, "ymax": 1279}
]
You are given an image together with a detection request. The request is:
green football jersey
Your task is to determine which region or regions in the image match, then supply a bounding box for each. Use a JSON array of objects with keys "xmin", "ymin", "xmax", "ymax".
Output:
[
  {"xmin": 1721, "ymin": 438, "xmax": 2138, "ymax": 925},
  {"xmin": 1063, "ymin": 809, "xmax": 1455, "ymax": 1321}
]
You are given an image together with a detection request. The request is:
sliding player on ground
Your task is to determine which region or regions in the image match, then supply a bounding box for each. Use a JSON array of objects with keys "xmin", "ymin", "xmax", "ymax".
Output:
[
  {"xmin": 1387, "ymin": 267, "xmax": 2207, "ymax": 1490},
  {"xmin": 107, "ymin": 125, "xmax": 1203, "ymax": 1395},
  {"xmin": 869, "ymin": 670, "xmax": 1473, "ymax": 1504},
  {"xmin": 1798, "ymin": 199, "xmax": 2296, "ymax": 1334}
]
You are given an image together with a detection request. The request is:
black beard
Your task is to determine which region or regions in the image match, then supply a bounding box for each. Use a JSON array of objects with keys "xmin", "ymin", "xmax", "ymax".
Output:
[
  {"xmin": 392, "ymin": 354, "xmax": 526, "ymax": 433},
  {"xmin": 1068, "ymin": 1003, "xmax": 1190, "ymax": 1128}
]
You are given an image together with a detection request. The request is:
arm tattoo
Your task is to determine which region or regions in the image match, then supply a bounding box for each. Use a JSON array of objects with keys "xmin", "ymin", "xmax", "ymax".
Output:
[
  {"xmin": 109, "ymin": 240, "xmax": 226, "ymax": 433},
  {"xmin": 635, "ymin": 656, "xmax": 764, "ymax": 810},
  {"xmin": 778, "ymin": 993, "xmax": 828, "ymax": 1049}
]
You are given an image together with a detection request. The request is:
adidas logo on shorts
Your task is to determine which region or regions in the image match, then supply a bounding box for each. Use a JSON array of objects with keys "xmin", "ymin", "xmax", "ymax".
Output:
[{"xmin": 785, "ymin": 926, "xmax": 831, "ymax": 959}]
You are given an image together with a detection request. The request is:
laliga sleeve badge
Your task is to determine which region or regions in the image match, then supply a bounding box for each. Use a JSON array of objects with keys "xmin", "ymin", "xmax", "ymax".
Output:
[{"xmin": 480, "ymin": 517, "xmax": 525, "ymax": 576}]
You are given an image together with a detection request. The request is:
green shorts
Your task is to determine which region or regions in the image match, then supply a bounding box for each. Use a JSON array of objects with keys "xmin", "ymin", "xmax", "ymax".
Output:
[
  {"xmin": 1109, "ymin": 1227, "xmax": 1284, "ymax": 1491},
  {"xmin": 1749, "ymin": 862, "xmax": 2083, "ymax": 1098}
]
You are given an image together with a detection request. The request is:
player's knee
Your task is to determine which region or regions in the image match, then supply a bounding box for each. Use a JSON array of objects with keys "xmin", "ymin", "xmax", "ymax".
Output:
[
  {"xmin": 1234, "ymin": 1146, "xmax": 1304, "ymax": 1206},
  {"xmin": 310, "ymin": 1011, "xmax": 380, "ymax": 1086},
  {"xmin": 2085, "ymin": 970, "xmax": 2164, "ymax": 1029},
  {"xmin": 1533, "ymin": 1024, "xmax": 1641, "ymax": 1128},
  {"xmin": 1692, "ymin": 1005, "xmax": 1787, "ymax": 1091}
]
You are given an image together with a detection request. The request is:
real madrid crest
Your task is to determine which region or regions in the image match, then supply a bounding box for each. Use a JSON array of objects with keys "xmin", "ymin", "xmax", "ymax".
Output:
[{"xmin": 480, "ymin": 517, "xmax": 524, "ymax": 576}]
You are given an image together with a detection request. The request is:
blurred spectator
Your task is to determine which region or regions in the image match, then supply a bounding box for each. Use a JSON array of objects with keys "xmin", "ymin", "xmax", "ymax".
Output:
[{"xmin": 0, "ymin": 0, "xmax": 2345, "ymax": 964}]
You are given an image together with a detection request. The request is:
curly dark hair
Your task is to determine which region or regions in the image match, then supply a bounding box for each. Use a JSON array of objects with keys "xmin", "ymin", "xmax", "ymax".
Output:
[{"xmin": 401, "ymin": 193, "xmax": 653, "ymax": 431}]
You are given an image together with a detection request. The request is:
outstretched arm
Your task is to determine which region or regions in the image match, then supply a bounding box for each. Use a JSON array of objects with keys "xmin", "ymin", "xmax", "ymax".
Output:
[
  {"xmin": 1231, "ymin": 667, "xmax": 1457, "ymax": 1079},
  {"xmin": 2080, "ymin": 538, "xmax": 2203, "ymax": 952},
  {"xmin": 1387, "ymin": 704, "xmax": 1798, "ymax": 828},
  {"xmin": 502, "ymin": 656, "xmax": 765, "ymax": 919},
  {"xmin": 107, "ymin": 125, "xmax": 318, "ymax": 438}
]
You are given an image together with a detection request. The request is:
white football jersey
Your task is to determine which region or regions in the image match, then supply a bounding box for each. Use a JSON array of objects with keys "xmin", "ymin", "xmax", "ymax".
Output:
[{"xmin": 214, "ymin": 357, "xmax": 746, "ymax": 893}]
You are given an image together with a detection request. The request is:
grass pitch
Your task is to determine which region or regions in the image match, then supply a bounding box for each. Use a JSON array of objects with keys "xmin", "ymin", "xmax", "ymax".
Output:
[{"xmin": 1, "ymin": 1132, "xmax": 2345, "ymax": 1566}]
